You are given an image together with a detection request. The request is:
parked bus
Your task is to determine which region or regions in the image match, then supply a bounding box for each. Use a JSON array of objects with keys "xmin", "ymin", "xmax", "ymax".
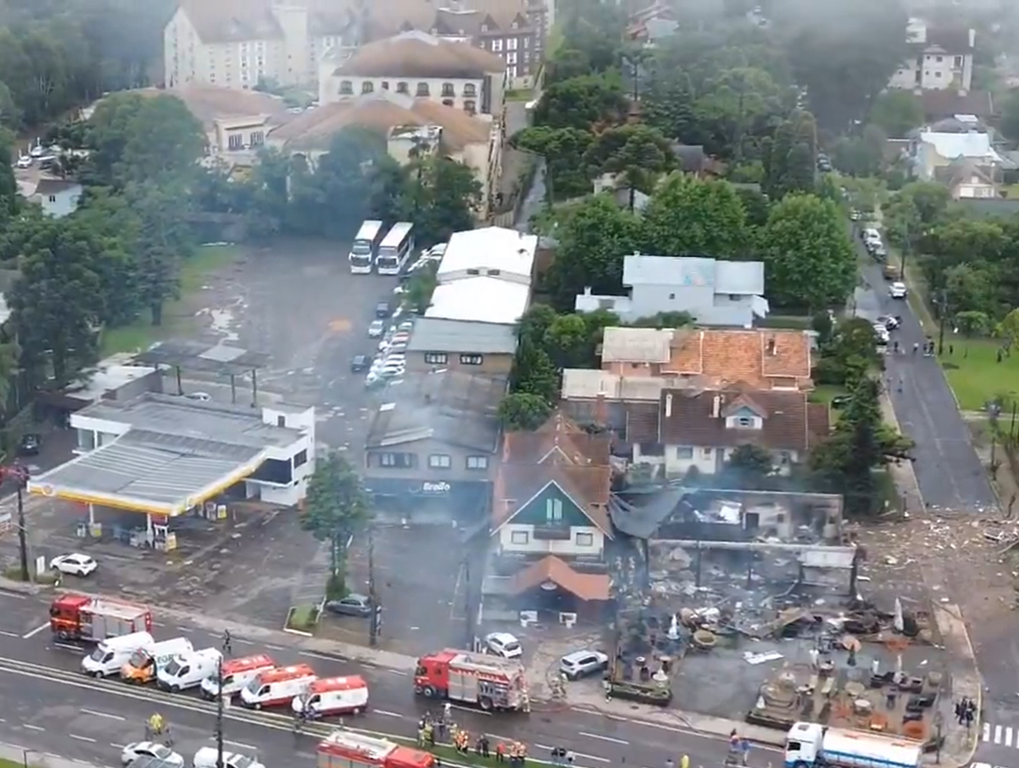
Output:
[
  {"xmin": 376, "ymin": 222, "xmax": 416, "ymax": 276},
  {"xmin": 349, "ymin": 220, "xmax": 386, "ymax": 274}
]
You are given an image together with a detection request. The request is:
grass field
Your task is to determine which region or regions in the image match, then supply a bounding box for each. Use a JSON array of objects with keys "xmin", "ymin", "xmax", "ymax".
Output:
[
  {"xmin": 100, "ymin": 244, "xmax": 239, "ymax": 356},
  {"xmin": 939, "ymin": 338, "xmax": 1019, "ymax": 412}
]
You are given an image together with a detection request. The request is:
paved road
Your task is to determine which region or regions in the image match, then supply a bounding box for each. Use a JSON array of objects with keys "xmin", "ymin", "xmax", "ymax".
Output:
[
  {"xmin": 857, "ymin": 243, "xmax": 997, "ymax": 511},
  {"xmin": 0, "ymin": 590, "xmax": 777, "ymax": 768}
]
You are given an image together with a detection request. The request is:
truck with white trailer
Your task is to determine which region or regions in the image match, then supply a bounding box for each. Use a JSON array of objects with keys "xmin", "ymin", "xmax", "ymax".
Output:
[{"xmin": 784, "ymin": 721, "xmax": 923, "ymax": 768}]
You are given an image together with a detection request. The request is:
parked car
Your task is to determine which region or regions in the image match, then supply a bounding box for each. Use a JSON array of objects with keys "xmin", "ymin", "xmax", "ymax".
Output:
[
  {"xmin": 325, "ymin": 593, "xmax": 372, "ymax": 617},
  {"xmin": 193, "ymin": 748, "xmax": 264, "ymax": 768},
  {"xmin": 484, "ymin": 632, "xmax": 523, "ymax": 659},
  {"xmin": 184, "ymin": 392, "xmax": 211, "ymax": 402},
  {"xmin": 375, "ymin": 302, "xmax": 391, "ymax": 319},
  {"xmin": 121, "ymin": 743, "xmax": 184, "ymax": 768},
  {"xmin": 350, "ymin": 354, "xmax": 371, "ymax": 373},
  {"xmin": 889, "ymin": 281, "xmax": 907, "ymax": 299},
  {"xmin": 49, "ymin": 553, "xmax": 98, "ymax": 577},
  {"xmin": 15, "ymin": 155, "xmax": 32, "ymax": 168},
  {"xmin": 18, "ymin": 433, "xmax": 41, "ymax": 456},
  {"xmin": 559, "ymin": 650, "xmax": 609, "ymax": 680},
  {"xmin": 368, "ymin": 320, "xmax": 385, "ymax": 338},
  {"xmin": 877, "ymin": 315, "xmax": 900, "ymax": 331}
]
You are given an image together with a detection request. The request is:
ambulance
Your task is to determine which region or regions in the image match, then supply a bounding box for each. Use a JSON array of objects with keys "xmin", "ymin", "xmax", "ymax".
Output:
[
  {"xmin": 292, "ymin": 675, "xmax": 369, "ymax": 717},
  {"xmin": 239, "ymin": 664, "xmax": 316, "ymax": 709},
  {"xmin": 200, "ymin": 654, "xmax": 276, "ymax": 700}
]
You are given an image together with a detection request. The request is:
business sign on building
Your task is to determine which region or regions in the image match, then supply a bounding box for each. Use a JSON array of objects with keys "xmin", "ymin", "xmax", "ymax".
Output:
[{"xmin": 420, "ymin": 481, "xmax": 451, "ymax": 496}]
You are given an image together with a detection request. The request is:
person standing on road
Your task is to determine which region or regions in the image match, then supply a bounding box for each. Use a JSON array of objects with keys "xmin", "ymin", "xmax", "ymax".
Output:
[
  {"xmin": 666, "ymin": 758, "xmax": 675, "ymax": 768},
  {"xmin": 680, "ymin": 754, "xmax": 690, "ymax": 768}
]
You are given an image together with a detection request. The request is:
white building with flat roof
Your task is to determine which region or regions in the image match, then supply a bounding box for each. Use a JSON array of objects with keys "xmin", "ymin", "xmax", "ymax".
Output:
[
  {"xmin": 436, "ymin": 227, "xmax": 537, "ymax": 285},
  {"xmin": 29, "ymin": 393, "xmax": 315, "ymax": 530},
  {"xmin": 427, "ymin": 278, "xmax": 531, "ymax": 325}
]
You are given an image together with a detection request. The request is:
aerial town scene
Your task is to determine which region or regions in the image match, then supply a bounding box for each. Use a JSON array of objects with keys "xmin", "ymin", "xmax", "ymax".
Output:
[{"xmin": 0, "ymin": 0, "xmax": 1018, "ymax": 768}]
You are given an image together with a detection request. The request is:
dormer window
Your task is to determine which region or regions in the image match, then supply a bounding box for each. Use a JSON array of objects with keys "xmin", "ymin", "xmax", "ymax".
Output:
[
  {"xmin": 481, "ymin": 23, "xmax": 488, "ymax": 32},
  {"xmin": 737, "ymin": 417, "xmax": 753, "ymax": 428},
  {"xmin": 339, "ymin": 80, "xmax": 353, "ymax": 95}
]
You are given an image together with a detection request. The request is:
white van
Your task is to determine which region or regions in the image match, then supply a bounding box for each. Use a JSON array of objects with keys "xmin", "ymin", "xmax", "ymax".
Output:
[
  {"xmin": 157, "ymin": 647, "xmax": 223, "ymax": 693},
  {"xmin": 81, "ymin": 631, "xmax": 153, "ymax": 678},
  {"xmin": 291, "ymin": 675, "xmax": 369, "ymax": 717},
  {"xmin": 200, "ymin": 654, "xmax": 276, "ymax": 701}
]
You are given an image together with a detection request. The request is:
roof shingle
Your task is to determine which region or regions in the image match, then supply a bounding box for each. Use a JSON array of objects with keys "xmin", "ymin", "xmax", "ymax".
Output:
[
  {"xmin": 510, "ymin": 556, "xmax": 610, "ymax": 601},
  {"xmin": 334, "ymin": 31, "xmax": 505, "ymax": 79}
]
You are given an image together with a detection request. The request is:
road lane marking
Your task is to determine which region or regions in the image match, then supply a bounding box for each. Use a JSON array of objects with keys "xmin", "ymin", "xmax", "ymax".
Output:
[
  {"xmin": 235, "ymin": 639, "xmax": 254, "ymax": 646},
  {"xmin": 575, "ymin": 754, "xmax": 610, "ymax": 764},
  {"xmin": 579, "ymin": 732, "xmax": 628, "ymax": 745},
  {"xmin": 387, "ymin": 670, "xmax": 407, "ymax": 676},
  {"xmin": 54, "ymin": 643, "xmax": 85, "ymax": 653},
  {"xmin": 300, "ymin": 651, "xmax": 346, "ymax": 662},
  {"xmin": 22, "ymin": 622, "xmax": 49, "ymax": 639},
  {"xmin": 265, "ymin": 644, "xmax": 286, "ymax": 651},
  {"xmin": 70, "ymin": 735, "xmax": 96, "ymax": 743},
  {"xmin": 984, "ymin": 723, "xmax": 991, "ymax": 741},
  {"xmin": 223, "ymin": 740, "xmax": 256, "ymax": 750},
  {"xmin": 1008, "ymin": 727, "xmax": 1015, "ymax": 747},
  {"xmin": 24, "ymin": 724, "xmax": 44, "ymax": 731},
  {"xmin": 373, "ymin": 710, "xmax": 403, "ymax": 718},
  {"xmin": 995, "ymin": 725, "xmax": 1003, "ymax": 744},
  {"xmin": 0, "ymin": 590, "xmax": 26, "ymax": 600},
  {"xmin": 450, "ymin": 704, "xmax": 489, "ymax": 716},
  {"xmin": 0, "ymin": 630, "xmax": 19, "ymax": 638},
  {"xmin": 82, "ymin": 708, "xmax": 125, "ymax": 721},
  {"xmin": 110, "ymin": 744, "xmax": 124, "ymax": 749}
]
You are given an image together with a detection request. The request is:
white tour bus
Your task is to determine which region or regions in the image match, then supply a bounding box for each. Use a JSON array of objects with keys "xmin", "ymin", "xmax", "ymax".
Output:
[
  {"xmin": 349, "ymin": 220, "xmax": 386, "ymax": 274},
  {"xmin": 375, "ymin": 222, "xmax": 415, "ymax": 276}
]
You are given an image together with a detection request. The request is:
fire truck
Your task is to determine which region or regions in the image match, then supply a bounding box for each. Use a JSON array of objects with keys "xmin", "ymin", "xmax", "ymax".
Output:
[
  {"xmin": 49, "ymin": 594, "xmax": 153, "ymax": 642},
  {"xmin": 317, "ymin": 731, "xmax": 434, "ymax": 768},
  {"xmin": 413, "ymin": 649, "xmax": 529, "ymax": 711}
]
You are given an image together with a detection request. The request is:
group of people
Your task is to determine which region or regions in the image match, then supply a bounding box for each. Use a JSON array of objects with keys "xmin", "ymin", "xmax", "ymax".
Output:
[
  {"xmin": 495, "ymin": 741, "xmax": 528, "ymax": 766},
  {"xmin": 726, "ymin": 731, "xmax": 751, "ymax": 766},
  {"xmin": 955, "ymin": 697, "xmax": 977, "ymax": 727},
  {"xmin": 549, "ymin": 746, "xmax": 576, "ymax": 765}
]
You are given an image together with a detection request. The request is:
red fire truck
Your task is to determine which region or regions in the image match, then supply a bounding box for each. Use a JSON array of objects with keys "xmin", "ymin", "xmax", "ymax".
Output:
[
  {"xmin": 413, "ymin": 649, "xmax": 529, "ymax": 711},
  {"xmin": 49, "ymin": 594, "xmax": 153, "ymax": 642},
  {"xmin": 317, "ymin": 731, "xmax": 433, "ymax": 768}
]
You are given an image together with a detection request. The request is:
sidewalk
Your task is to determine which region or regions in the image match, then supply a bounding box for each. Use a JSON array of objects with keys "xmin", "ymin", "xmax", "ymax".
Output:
[{"xmin": 0, "ymin": 740, "xmax": 110, "ymax": 768}]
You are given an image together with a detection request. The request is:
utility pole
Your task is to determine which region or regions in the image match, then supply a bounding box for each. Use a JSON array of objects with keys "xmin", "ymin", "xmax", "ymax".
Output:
[
  {"xmin": 462, "ymin": 556, "xmax": 473, "ymax": 649},
  {"xmin": 367, "ymin": 524, "xmax": 380, "ymax": 647},
  {"xmin": 215, "ymin": 630, "xmax": 230, "ymax": 768},
  {"xmin": 1, "ymin": 464, "xmax": 30, "ymax": 582},
  {"xmin": 938, "ymin": 287, "xmax": 948, "ymax": 355}
]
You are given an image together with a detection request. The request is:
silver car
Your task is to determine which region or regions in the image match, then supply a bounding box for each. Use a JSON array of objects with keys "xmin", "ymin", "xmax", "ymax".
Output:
[{"xmin": 559, "ymin": 650, "xmax": 609, "ymax": 680}]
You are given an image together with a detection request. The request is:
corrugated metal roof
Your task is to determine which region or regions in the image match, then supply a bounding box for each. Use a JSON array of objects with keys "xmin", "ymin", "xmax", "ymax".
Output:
[
  {"xmin": 600, "ymin": 327, "xmax": 672, "ymax": 363},
  {"xmin": 406, "ymin": 318, "xmax": 518, "ymax": 355},
  {"xmin": 427, "ymin": 278, "xmax": 530, "ymax": 324},
  {"xmin": 715, "ymin": 261, "xmax": 765, "ymax": 294},
  {"xmin": 436, "ymin": 227, "xmax": 537, "ymax": 283},
  {"xmin": 622, "ymin": 254, "xmax": 765, "ymax": 295}
]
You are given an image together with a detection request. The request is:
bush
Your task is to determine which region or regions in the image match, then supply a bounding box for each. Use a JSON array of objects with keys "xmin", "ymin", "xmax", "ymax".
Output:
[
  {"xmin": 286, "ymin": 604, "xmax": 320, "ymax": 632},
  {"xmin": 325, "ymin": 573, "xmax": 347, "ymax": 601},
  {"xmin": 3, "ymin": 565, "xmax": 58, "ymax": 585}
]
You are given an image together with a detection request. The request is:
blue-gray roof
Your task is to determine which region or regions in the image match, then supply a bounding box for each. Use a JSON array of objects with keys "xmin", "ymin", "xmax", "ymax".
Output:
[
  {"xmin": 622, "ymin": 255, "xmax": 764, "ymax": 295},
  {"xmin": 406, "ymin": 317, "xmax": 518, "ymax": 355}
]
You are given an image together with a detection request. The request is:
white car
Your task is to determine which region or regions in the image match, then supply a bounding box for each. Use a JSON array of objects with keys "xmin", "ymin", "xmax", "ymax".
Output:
[
  {"xmin": 393, "ymin": 285, "xmax": 408, "ymax": 295},
  {"xmin": 49, "ymin": 553, "xmax": 98, "ymax": 577},
  {"xmin": 559, "ymin": 649, "xmax": 609, "ymax": 680},
  {"xmin": 889, "ymin": 281, "xmax": 907, "ymax": 299},
  {"xmin": 184, "ymin": 392, "xmax": 211, "ymax": 402},
  {"xmin": 15, "ymin": 155, "xmax": 32, "ymax": 168},
  {"xmin": 368, "ymin": 320, "xmax": 385, "ymax": 338},
  {"xmin": 29, "ymin": 145, "xmax": 45, "ymax": 158},
  {"xmin": 485, "ymin": 631, "xmax": 523, "ymax": 659},
  {"xmin": 427, "ymin": 243, "xmax": 447, "ymax": 258},
  {"xmin": 193, "ymin": 748, "xmax": 264, "ymax": 768},
  {"xmin": 121, "ymin": 742, "xmax": 184, "ymax": 767}
]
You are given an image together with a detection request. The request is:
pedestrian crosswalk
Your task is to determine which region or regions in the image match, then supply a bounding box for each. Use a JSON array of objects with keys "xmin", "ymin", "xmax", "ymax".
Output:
[{"xmin": 982, "ymin": 723, "xmax": 1019, "ymax": 748}]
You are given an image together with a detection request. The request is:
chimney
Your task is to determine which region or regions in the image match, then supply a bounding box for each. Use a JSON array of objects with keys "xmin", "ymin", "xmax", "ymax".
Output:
[
  {"xmin": 665, "ymin": 393, "xmax": 673, "ymax": 418},
  {"xmin": 583, "ymin": 286, "xmax": 592, "ymax": 296},
  {"xmin": 766, "ymin": 338, "xmax": 777, "ymax": 356},
  {"xmin": 712, "ymin": 394, "xmax": 721, "ymax": 418}
]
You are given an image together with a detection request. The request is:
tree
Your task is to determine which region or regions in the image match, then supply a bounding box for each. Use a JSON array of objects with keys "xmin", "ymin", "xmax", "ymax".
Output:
[
  {"xmin": 301, "ymin": 452, "xmax": 370, "ymax": 581},
  {"xmin": 510, "ymin": 338, "xmax": 560, "ymax": 403},
  {"xmin": 641, "ymin": 174, "xmax": 750, "ymax": 258},
  {"xmin": 760, "ymin": 193, "xmax": 856, "ymax": 311},
  {"xmin": 869, "ymin": 90, "xmax": 923, "ymax": 138},
  {"xmin": 545, "ymin": 194, "xmax": 642, "ymax": 310},
  {"xmin": 513, "ymin": 126, "xmax": 595, "ymax": 201},
  {"xmin": 499, "ymin": 393, "xmax": 553, "ymax": 431},
  {"xmin": 725, "ymin": 444, "xmax": 775, "ymax": 487},
  {"xmin": 997, "ymin": 308, "xmax": 1019, "ymax": 354},
  {"xmin": 813, "ymin": 317, "xmax": 881, "ymax": 387},
  {"xmin": 1001, "ymin": 90, "xmax": 1019, "ymax": 143},
  {"xmin": 533, "ymin": 73, "xmax": 629, "ymax": 131},
  {"xmin": 641, "ymin": 71, "xmax": 697, "ymax": 143},
  {"xmin": 809, "ymin": 377, "xmax": 913, "ymax": 515},
  {"xmin": 762, "ymin": 111, "xmax": 818, "ymax": 199},
  {"xmin": 954, "ymin": 310, "xmax": 991, "ymax": 350},
  {"xmin": 543, "ymin": 313, "xmax": 592, "ymax": 369},
  {"xmin": 404, "ymin": 262, "xmax": 438, "ymax": 315},
  {"xmin": 583, "ymin": 125, "xmax": 674, "ymax": 210},
  {"xmin": 412, "ymin": 157, "xmax": 482, "ymax": 245},
  {"xmin": 0, "ymin": 81, "xmax": 22, "ymax": 130},
  {"xmin": 782, "ymin": 0, "xmax": 909, "ymax": 132}
]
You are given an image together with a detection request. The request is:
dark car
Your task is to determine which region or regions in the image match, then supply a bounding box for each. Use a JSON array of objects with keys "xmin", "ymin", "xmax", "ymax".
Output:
[
  {"xmin": 830, "ymin": 395, "xmax": 852, "ymax": 409},
  {"xmin": 375, "ymin": 302, "xmax": 391, "ymax": 319},
  {"xmin": 18, "ymin": 433, "xmax": 40, "ymax": 456},
  {"xmin": 350, "ymin": 354, "xmax": 371, "ymax": 372},
  {"xmin": 324, "ymin": 593, "xmax": 372, "ymax": 618}
]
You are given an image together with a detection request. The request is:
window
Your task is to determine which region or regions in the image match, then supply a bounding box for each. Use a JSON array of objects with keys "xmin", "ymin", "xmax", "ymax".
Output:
[
  {"xmin": 507, "ymin": 37, "xmax": 518, "ymax": 50},
  {"xmin": 48, "ymin": 195, "xmax": 57, "ymax": 203},
  {"xmin": 228, "ymin": 134, "xmax": 243, "ymax": 150},
  {"xmin": 361, "ymin": 81, "xmax": 374, "ymax": 93},
  {"xmin": 250, "ymin": 130, "xmax": 264, "ymax": 147},
  {"xmin": 935, "ymin": 71, "xmax": 942, "ymax": 78},
  {"xmin": 676, "ymin": 446, "xmax": 694, "ymax": 459},
  {"xmin": 293, "ymin": 449, "xmax": 308, "ymax": 468},
  {"xmin": 467, "ymin": 268, "xmax": 480, "ymax": 275},
  {"xmin": 428, "ymin": 454, "xmax": 452, "ymax": 469},
  {"xmin": 702, "ymin": 448, "xmax": 713, "ymax": 457},
  {"xmin": 379, "ymin": 452, "xmax": 415, "ymax": 468},
  {"xmin": 954, "ymin": 56, "xmax": 963, "ymax": 68},
  {"xmin": 545, "ymin": 498, "xmax": 564, "ymax": 523},
  {"xmin": 510, "ymin": 530, "xmax": 529, "ymax": 544},
  {"xmin": 339, "ymin": 80, "xmax": 353, "ymax": 94},
  {"xmin": 441, "ymin": 82, "xmax": 455, "ymax": 97},
  {"xmin": 728, "ymin": 293, "xmax": 741, "ymax": 301},
  {"xmin": 492, "ymin": 38, "xmax": 503, "ymax": 52},
  {"xmin": 481, "ymin": 23, "xmax": 488, "ymax": 32},
  {"xmin": 382, "ymin": 81, "xmax": 390, "ymax": 90},
  {"xmin": 576, "ymin": 532, "xmax": 594, "ymax": 547},
  {"xmin": 396, "ymin": 81, "xmax": 409, "ymax": 94},
  {"xmin": 780, "ymin": 451, "xmax": 792, "ymax": 464},
  {"xmin": 507, "ymin": 52, "xmax": 517, "ymax": 65},
  {"xmin": 463, "ymin": 83, "xmax": 476, "ymax": 97},
  {"xmin": 464, "ymin": 100, "xmax": 477, "ymax": 114},
  {"xmin": 668, "ymin": 292, "xmax": 675, "ymax": 299},
  {"xmin": 276, "ymin": 415, "xmax": 286, "ymax": 427},
  {"xmin": 460, "ymin": 354, "xmax": 483, "ymax": 365},
  {"xmin": 416, "ymin": 82, "xmax": 430, "ymax": 96},
  {"xmin": 737, "ymin": 416, "xmax": 753, "ymax": 427},
  {"xmin": 936, "ymin": 56, "xmax": 943, "ymax": 62},
  {"xmin": 466, "ymin": 455, "xmax": 489, "ymax": 470},
  {"xmin": 524, "ymin": 36, "xmax": 530, "ymax": 49},
  {"xmin": 424, "ymin": 352, "xmax": 448, "ymax": 365}
]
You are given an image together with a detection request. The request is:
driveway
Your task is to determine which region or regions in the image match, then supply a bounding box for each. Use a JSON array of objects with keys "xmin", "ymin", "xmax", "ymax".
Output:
[{"xmin": 856, "ymin": 234, "xmax": 997, "ymax": 511}]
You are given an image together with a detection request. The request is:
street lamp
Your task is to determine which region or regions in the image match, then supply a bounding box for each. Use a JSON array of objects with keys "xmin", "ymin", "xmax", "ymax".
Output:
[
  {"xmin": 0, "ymin": 463, "xmax": 30, "ymax": 581},
  {"xmin": 215, "ymin": 630, "xmax": 232, "ymax": 768}
]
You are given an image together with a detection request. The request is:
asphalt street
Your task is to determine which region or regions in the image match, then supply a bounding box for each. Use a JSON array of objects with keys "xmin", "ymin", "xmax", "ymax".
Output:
[
  {"xmin": 0, "ymin": 590, "xmax": 777, "ymax": 768},
  {"xmin": 858, "ymin": 245, "xmax": 997, "ymax": 510}
]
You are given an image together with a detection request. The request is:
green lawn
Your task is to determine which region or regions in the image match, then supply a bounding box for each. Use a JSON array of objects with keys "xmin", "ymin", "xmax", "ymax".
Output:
[
  {"xmin": 100, "ymin": 245, "xmax": 240, "ymax": 355},
  {"xmin": 939, "ymin": 338, "xmax": 1019, "ymax": 412},
  {"xmin": 505, "ymin": 89, "xmax": 534, "ymax": 102}
]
